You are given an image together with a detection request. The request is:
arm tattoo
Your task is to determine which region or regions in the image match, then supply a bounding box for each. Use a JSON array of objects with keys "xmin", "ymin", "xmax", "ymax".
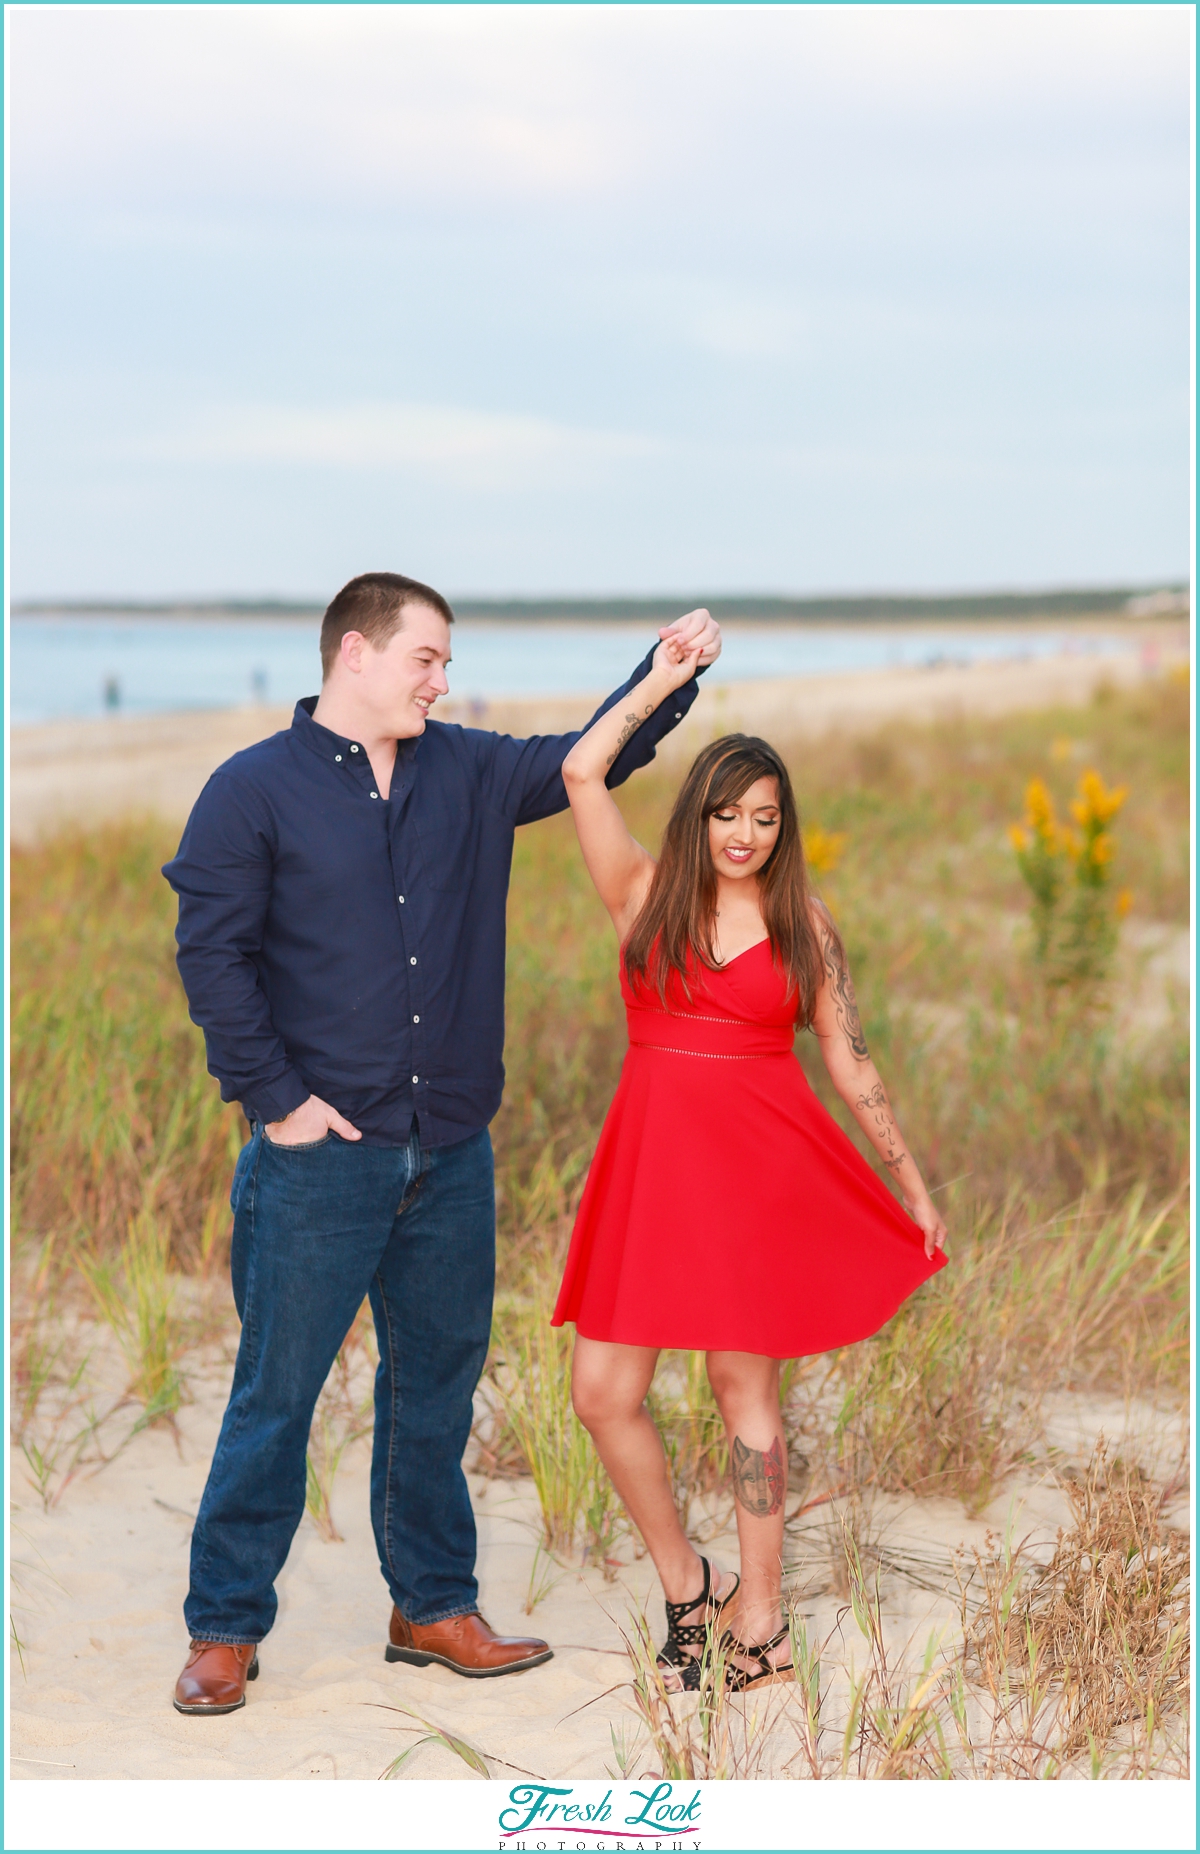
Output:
[
  {"xmin": 822, "ymin": 934, "xmax": 870, "ymax": 1061},
  {"xmin": 731, "ymin": 1435, "xmax": 786, "ymax": 1517},
  {"xmin": 605, "ymin": 702, "xmax": 656, "ymax": 769},
  {"xmin": 855, "ymin": 1079, "xmax": 908, "ymax": 1174}
]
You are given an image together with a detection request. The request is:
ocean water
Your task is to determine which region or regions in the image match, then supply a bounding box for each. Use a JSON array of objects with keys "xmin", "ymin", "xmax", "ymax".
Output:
[{"xmin": 9, "ymin": 614, "xmax": 1124, "ymax": 726}]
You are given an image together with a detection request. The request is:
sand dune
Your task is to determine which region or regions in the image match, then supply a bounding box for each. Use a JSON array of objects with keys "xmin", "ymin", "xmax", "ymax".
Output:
[{"xmin": 10, "ymin": 1338, "xmax": 1187, "ymax": 1784}]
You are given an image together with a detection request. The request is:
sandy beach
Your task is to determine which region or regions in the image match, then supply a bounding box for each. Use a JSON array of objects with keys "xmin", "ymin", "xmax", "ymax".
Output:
[
  {"xmin": 10, "ymin": 1314, "xmax": 1187, "ymax": 1783},
  {"xmin": 9, "ymin": 622, "xmax": 1187, "ymax": 844}
]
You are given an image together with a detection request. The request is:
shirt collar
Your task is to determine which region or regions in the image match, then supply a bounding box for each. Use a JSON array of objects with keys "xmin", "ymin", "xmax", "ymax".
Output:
[{"xmin": 292, "ymin": 697, "xmax": 419, "ymax": 767}]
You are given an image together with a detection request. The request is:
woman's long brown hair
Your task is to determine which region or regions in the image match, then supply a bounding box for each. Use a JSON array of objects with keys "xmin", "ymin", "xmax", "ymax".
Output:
[{"xmin": 624, "ymin": 734, "xmax": 831, "ymax": 1027}]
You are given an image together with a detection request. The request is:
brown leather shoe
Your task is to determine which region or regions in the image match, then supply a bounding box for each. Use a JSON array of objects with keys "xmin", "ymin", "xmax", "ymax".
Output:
[
  {"xmin": 173, "ymin": 1640, "xmax": 260, "ymax": 1715},
  {"xmin": 385, "ymin": 1607, "xmax": 552, "ymax": 1678}
]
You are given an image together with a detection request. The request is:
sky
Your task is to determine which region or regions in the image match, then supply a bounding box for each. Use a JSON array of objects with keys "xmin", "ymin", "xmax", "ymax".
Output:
[{"xmin": 8, "ymin": 3, "xmax": 1193, "ymax": 601}]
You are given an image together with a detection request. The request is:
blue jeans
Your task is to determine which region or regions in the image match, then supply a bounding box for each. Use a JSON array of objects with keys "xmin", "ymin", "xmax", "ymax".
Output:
[{"xmin": 184, "ymin": 1123, "xmax": 495, "ymax": 1644}]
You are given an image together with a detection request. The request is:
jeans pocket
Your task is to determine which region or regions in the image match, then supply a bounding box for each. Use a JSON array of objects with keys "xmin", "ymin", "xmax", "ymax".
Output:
[{"xmin": 262, "ymin": 1130, "xmax": 332, "ymax": 1153}]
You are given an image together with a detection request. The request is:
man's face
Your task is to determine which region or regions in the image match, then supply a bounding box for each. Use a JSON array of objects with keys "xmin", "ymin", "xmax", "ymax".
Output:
[{"xmin": 357, "ymin": 602, "xmax": 452, "ymax": 738}]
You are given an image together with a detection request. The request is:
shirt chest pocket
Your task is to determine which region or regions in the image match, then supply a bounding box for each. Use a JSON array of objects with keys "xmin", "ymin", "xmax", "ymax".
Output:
[{"xmin": 415, "ymin": 797, "xmax": 476, "ymax": 891}]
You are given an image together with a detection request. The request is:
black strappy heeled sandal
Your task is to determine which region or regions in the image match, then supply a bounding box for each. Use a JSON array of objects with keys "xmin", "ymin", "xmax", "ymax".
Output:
[
  {"xmin": 656, "ymin": 1557, "xmax": 740, "ymax": 1690},
  {"xmin": 720, "ymin": 1624, "xmax": 794, "ymax": 1691}
]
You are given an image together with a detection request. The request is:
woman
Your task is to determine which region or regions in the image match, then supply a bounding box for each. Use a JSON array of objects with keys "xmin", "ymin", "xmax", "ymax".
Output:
[{"xmin": 552, "ymin": 630, "xmax": 948, "ymax": 1691}]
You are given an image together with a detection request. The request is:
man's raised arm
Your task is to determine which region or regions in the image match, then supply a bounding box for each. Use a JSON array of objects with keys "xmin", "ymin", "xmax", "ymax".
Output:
[
  {"xmin": 483, "ymin": 608, "xmax": 722, "ymax": 826},
  {"xmin": 162, "ymin": 774, "xmax": 310, "ymax": 1126}
]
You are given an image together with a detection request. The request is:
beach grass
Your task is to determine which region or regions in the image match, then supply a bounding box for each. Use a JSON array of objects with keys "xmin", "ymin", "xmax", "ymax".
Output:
[{"xmin": 9, "ymin": 673, "xmax": 1190, "ymax": 1775}]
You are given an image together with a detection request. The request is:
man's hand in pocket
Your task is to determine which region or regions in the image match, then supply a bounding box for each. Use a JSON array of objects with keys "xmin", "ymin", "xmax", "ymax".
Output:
[{"xmin": 265, "ymin": 1094, "xmax": 362, "ymax": 1146}]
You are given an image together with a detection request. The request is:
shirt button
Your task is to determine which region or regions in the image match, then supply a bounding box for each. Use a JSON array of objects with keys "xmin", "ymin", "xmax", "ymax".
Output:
[
  {"xmin": 398, "ymin": 895, "xmax": 405, "ymax": 903},
  {"xmin": 410, "ymin": 956, "xmax": 417, "ymax": 965},
  {"xmin": 371, "ymin": 792, "xmax": 379, "ymax": 799},
  {"xmin": 675, "ymin": 711, "xmax": 682, "ymax": 719},
  {"xmin": 335, "ymin": 754, "xmax": 342, "ymax": 762},
  {"xmin": 350, "ymin": 744, "xmax": 359, "ymax": 752},
  {"xmin": 413, "ymin": 1014, "xmax": 420, "ymax": 1023},
  {"xmin": 412, "ymin": 1075, "xmax": 419, "ymax": 1084}
]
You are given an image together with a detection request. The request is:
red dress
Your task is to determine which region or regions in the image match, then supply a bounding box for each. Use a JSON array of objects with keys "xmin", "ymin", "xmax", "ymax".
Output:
[{"xmin": 551, "ymin": 939, "xmax": 946, "ymax": 1356}]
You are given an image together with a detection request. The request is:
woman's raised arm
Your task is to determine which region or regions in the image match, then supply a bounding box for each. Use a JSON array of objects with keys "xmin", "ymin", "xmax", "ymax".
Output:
[{"xmin": 562, "ymin": 631, "xmax": 705, "ymax": 936}]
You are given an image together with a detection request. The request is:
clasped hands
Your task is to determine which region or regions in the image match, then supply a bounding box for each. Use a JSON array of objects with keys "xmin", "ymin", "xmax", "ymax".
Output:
[{"xmin": 654, "ymin": 606, "xmax": 720, "ymax": 688}]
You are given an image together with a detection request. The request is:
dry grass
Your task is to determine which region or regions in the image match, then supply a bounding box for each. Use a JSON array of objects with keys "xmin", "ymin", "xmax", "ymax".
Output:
[
  {"xmin": 485, "ymin": 1299, "xmax": 625, "ymax": 1565},
  {"xmin": 957, "ymin": 1443, "xmax": 1190, "ymax": 1775},
  {"xmin": 80, "ymin": 1205, "xmax": 183, "ymax": 1424},
  {"xmin": 611, "ymin": 1438, "xmax": 1189, "ymax": 1781},
  {"xmin": 823, "ymin": 1184, "xmax": 1189, "ymax": 1514},
  {"xmin": 10, "ymin": 822, "xmax": 244, "ymax": 1277}
]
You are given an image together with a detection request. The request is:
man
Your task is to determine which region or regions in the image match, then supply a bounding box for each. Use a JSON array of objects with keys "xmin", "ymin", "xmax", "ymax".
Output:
[{"xmin": 163, "ymin": 572, "xmax": 720, "ymax": 1714}]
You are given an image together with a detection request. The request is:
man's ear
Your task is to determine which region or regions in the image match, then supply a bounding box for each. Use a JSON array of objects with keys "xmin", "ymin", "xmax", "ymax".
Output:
[{"xmin": 340, "ymin": 630, "xmax": 366, "ymax": 676}]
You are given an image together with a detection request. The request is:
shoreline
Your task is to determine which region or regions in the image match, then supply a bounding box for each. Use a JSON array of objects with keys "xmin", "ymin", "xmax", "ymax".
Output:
[
  {"xmin": 11, "ymin": 610, "xmax": 1188, "ymax": 636},
  {"xmin": 9, "ymin": 630, "xmax": 1188, "ymax": 844}
]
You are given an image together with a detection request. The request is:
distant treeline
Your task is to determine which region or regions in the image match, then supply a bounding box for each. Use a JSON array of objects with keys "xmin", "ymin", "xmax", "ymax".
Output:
[
  {"xmin": 454, "ymin": 588, "xmax": 1189, "ymax": 623},
  {"xmin": 13, "ymin": 585, "xmax": 1188, "ymax": 623}
]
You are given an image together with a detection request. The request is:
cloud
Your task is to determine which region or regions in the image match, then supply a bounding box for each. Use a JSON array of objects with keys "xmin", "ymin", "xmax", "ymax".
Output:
[
  {"xmin": 685, "ymin": 295, "xmax": 810, "ymax": 363},
  {"xmin": 8, "ymin": 6, "xmax": 1190, "ymax": 597},
  {"xmin": 123, "ymin": 399, "xmax": 665, "ymax": 488},
  {"xmin": 10, "ymin": 5, "xmax": 1188, "ymax": 215},
  {"xmin": 9, "ymin": 8, "xmax": 650, "ymax": 207}
]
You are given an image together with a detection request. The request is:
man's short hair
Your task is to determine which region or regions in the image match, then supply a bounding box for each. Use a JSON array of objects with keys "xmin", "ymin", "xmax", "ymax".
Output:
[{"xmin": 320, "ymin": 572, "xmax": 455, "ymax": 679}]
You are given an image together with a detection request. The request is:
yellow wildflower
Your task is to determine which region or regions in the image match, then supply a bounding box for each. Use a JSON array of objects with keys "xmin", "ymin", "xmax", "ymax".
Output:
[
  {"xmin": 1070, "ymin": 768, "xmax": 1128, "ymax": 829},
  {"xmin": 803, "ymin": 825, "xmax": 848, "ymax": 877},
  {"xmin": 1024, "ymin": 777, "xmax": 1060, "ymax": 847},
  {"xmin": 1011, "ymin": 761, "xmax": 1128, "ymax": 978}
]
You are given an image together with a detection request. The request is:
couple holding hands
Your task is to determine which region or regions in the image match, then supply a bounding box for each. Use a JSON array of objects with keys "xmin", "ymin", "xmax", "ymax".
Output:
[{"xmin": 164, "ymin": 572, "xmax": 945, "ymax": 1716}]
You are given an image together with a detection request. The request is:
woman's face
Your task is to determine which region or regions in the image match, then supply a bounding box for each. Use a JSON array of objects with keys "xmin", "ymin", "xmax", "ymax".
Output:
[{"xmin": 707, "ymin": 776, "xmax": 781, "ymax": 881}]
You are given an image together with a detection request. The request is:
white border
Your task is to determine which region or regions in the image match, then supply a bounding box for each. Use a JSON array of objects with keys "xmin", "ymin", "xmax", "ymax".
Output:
[
  {"xmin": 3, "ymin": 1775, "xmax": 1200, "ymax": 1853},
  {"xmin": 4, "ymin": 7, "xmax": 1196, "ymax": 1853}
]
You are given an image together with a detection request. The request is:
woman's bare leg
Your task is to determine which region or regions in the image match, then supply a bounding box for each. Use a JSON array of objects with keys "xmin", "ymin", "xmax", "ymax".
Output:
[
  {"xmin": 706, "ymin": 1350, "xmax": 790, "ymax": 1669},
  {"xmin": 572, "ymin": 1335, "xmax": 738, "ymax": 1614}
]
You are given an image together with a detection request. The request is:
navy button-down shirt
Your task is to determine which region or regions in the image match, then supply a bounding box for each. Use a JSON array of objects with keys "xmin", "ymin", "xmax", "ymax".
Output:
[{"xmin": 163, "ymin": 649, "xmax": 703, "ymax": 1146}]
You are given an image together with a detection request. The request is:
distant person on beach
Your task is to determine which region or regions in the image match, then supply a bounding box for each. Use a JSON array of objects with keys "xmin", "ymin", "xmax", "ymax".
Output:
[
  {"xmin": 552, "ymin": 653, "xmax": 947, "ymax": 1692},
  {"xmin": 162, "ymin": 571, "xmax": 721, "ymax": 1715}
]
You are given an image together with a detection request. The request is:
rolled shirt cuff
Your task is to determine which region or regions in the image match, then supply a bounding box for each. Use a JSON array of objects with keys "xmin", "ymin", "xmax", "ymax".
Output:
[{"xmin": 240, "ymin": 1069, "xmax": 311, "ymax": 1127}]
